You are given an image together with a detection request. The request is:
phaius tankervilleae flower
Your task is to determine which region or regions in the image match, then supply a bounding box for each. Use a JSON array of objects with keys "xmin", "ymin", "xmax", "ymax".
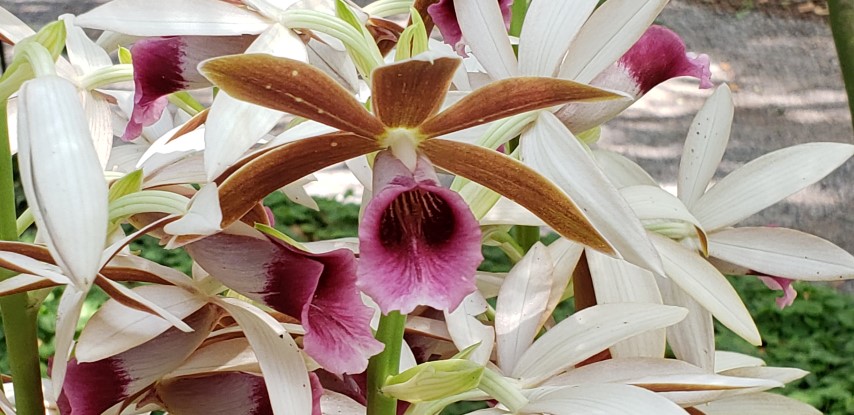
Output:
[
  {"xmin": 123, "ymin": 35, "xmax": 255, "ymax": 140},
  {"xmin": 555, "ymin": 24, "xmax": 713, "ymax": 133},
  {"xmin": 427, "ymin": 0, "xmax": 513, "ymax": 56},
  {"xmin": 196, "ymin": 50, "xmax": 625, "ymax": 312}
]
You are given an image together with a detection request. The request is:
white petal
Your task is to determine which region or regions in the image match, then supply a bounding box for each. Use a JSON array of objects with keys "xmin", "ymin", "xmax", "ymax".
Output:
[
  {"xmin": 0, "ymin": 5, "xmax": 34, "ymax": 43},
  {"xmin": 651, "ymin": 233, "xmax": 760, "ymax": 346},
  {"xmin": 480, "ymin": 197, "xmax": 546, "ymax": 227},
  {"xmin": 587, "ymin": 250, "xmax": 665, "ymax": 358},
  {"xmin": 658, "ymin": 277, "xmax": 715, "ymax": 371},
  {"xmin": 444, "ymin": 292, "xmax": 495, "ymax": 366},
  {"xmin": 545, "ymin": 357, "xmax": 704, "ymax": 386},
  {"xmin": 621, "ymin": 185, "xmax": 706, "ymax": 237},
  {"xmin": 17, "ymin": 76, "xmax": 108, "ymax": 287},
  {"xmin": 204, "ymin": 24, "xmax": 301, "ymax": 180},
  {"xmin": 720, "ymin": 366, "xmax": 808, "ymax": 386},
  {"xmin": 281, "ymin": 175, "xmax": 319, "ymax": 211},
  {"xmin": 61, "ymin": 14, "xmax": 113, "ymax": 73},
  {"xmin": 518, "ymin": 0, "xmax": 598, "ymax": 77},
  {"xmin": 693, "ymin": 142, "xmax": 854, "ymax": 231},
  {"xmin": 708, "ymin": 227, "xmax": 854, "ymax": 281},
  {"xmin": 495, "ymin": 243, "xmax": 553, "ymax": 374},
  {"xmin": 454, "ymin": 0, "xmax": 518, "ymax": 80},
  {"xmin": 0, "ymin": 251, "xmax": 72, "ymax": 284},
  {"xmin": 321, "ymin": 391, "xmax": 366, "ymax": 415},
  {"xmin": 521, "ymin": 111, "xmax": 662, "ymax": 274},
  {"xmin": 163, "ymin": 183, "xmax": 223, "ymax": 238},
  {"xmin": 592, "ymin": 149, "xmax": 657, "ymax": 189},
  {"xmin": 714, "ymin": 351, "xmax": 765, "ymax": 372},
  {"xmin": 266, "ymin": 120, "xmax": 337, "ymax": 148},
  {"xmin": 513, "ymin": 303, "xmax": 687, "ymax": 384},
  {"xmin": 167, "ymin": 337, "xmax": 260, "ymax": 378},
  {"xmin": 76, "ymin": 284, "xmax": 204, "ymax": 362},
  {"xmin": 678, "ymin": 84, "xmax": 733, "ymax": 209},
  {"xmin": 694, "ymin": 392, "xmax": 821, "ymax": 415},
  {"xmin": 559, "ymin": 0, "xmax": 670, "ymax": 84},
  {"xmin": 525, "ymin": 384, "xmax": 687, "ymax": 415},
  {"xmin": 51, "ymin": 285, "xmax": 87, "ymax": 398},
  {"xmin": 75, "ymin": 0, "xmax": 271, "ymax": 36},
  {"xmin": 83, "ymin": 92, "xmax": 114, "ymax": 170},
  {"xmin": 0, "ymin": 273, "xmax": 57, "ymax": 296},
  {"xmin": 541, "ymin": 238, "xmax": 584, "ymax": 327},
  {"xmin": 215, "ymin": 298, "xmax": 312, "ymax": 415}
]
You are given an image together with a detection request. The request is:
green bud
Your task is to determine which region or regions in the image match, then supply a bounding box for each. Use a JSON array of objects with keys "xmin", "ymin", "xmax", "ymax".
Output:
[
  {"xmin": 108, "ymin": 170, "xmax": 144, "ymax": 202},
  {"xmin": 395, "ymin": 7, "xmax": 429, "ymax": 61},
  {"xmin": 382, "ymin": 359, "xmax": 484, "ymax": 403},
  {"xmin": 0, "ymin": 20, "xmax": 66, "ymax": 99},
  {"xmin": 576, "ymin": 126, "xmax": 601, "ymax": 145},
  {"xmin": 118, "ymin": 46, "xmax": 133, "ymax": 64}
]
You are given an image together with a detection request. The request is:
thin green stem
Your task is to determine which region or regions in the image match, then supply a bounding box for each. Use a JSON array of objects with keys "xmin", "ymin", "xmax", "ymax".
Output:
[
  {"xmin": 366, "ymin": 311, "xmax": 407, "ymax": 415},
  {"xmin": 511, "ymin": 225, "xmax": 540, "ymax": 254},
  {"xmin": 509, "ymin": 0, "xmax": 529, "ymax": 37},
  {"xmin": 0, "ymin": 102, "xmax": 46, "ymax": 414},
  {"xmin": 828, "ymin": 0, "xmax": 854, "ymax": 127}
]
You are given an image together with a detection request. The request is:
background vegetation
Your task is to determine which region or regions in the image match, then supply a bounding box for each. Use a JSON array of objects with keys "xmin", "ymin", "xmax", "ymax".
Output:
[{"xmin": 1, "ymin": 194, "xmax": 851, "ymax": 414}]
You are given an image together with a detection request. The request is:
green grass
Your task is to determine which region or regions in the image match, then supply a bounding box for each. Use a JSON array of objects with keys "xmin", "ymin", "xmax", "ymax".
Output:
[{"xmin": 1, "ymin": 196, "xmax": 852, "ymax": 414}]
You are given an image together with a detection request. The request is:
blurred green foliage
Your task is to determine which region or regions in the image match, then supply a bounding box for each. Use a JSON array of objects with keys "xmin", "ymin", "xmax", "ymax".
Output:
[{"xmin": 1, "ymin": 196, "xmax": 851, "ymax": 415}]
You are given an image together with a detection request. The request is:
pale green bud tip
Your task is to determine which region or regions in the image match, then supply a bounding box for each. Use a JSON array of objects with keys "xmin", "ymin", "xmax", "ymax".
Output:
[
  {"xmin": 576, "ymin": 126, "xmax": 601, "ymax": 145},
  {"xmin": 382, "ymin": 359, "xmax": 484, "ymax": 403}
]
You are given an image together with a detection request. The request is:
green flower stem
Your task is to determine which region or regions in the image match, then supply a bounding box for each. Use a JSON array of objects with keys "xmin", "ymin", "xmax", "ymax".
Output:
[
  {"xmin": 367, "ymin": 311, "xmax": 407, "ymax": 415},
  {"xmin": 509, "ymin": 0, "xmax": 529, "ymax": 37},
  {"xmin": 477, "ymin": 369, "xmax": 528, "ymax": 413},
  {"xmin": 0, "ymin": 101, "xmax": 46, "ymax": 414},
  {"xmin": 511, "ymin": 225, "xmax": 540, "ymax": 254},
  {"xmin": 828, "ymin": 0, "xmax": 854, "ymax": 126},
  {"xmin": 167, "ymin": 91, "xmax": 205, "ymax": 116}
]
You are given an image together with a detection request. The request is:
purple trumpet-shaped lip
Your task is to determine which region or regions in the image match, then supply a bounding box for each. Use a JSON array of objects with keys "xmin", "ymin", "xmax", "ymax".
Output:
[
  {"xmin": 357, "ymin": 151, "xmax": 483, "ymax": 315},
  {"xmin": 56, "ymin": 306, "xmax": 217, "ymax": 415},
  {"xmin": 757, "ymin": 275, "xmax": 797, "ymax": 309},
  {"xmin": 428, "ymin": 0, "xmax": 513, "ymax": 56},
  {"xmin": 556, "ymin": 25, "xmax": 713, "ymax": 133},
  {"xmin": 123, "ymin": 35, "xmax": 254, "ymax": 141},
  {"xmin": 187, "ymin": 228, "xmax": 383, "ymax": 375}
]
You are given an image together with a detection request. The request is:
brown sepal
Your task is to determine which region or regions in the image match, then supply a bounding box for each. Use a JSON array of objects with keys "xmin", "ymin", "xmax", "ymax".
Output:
[
  {"xmin": 420, "ymin": 139, "xmax": 613, "ymax": 252},
  {"xmin": 168, "ymin": 108, "xmax": 209, "ymax": 143},
  {"xmin": 367, "ymin": 17, "xmax": 404, "ymax": 57},
  {"xmin": 200, "ymin": 54, "xmax": 385, "ymax": 138},
  {"xmin": 217, "ymin": 132, "xmax": 381, "ymax": 228},
  {"xmin": 420, "ymin": 77, "xmax": 626, "ymax": 138},
  {"xmin": 371, "ymin": 54, "xmax": 459, "ymax": 128}
]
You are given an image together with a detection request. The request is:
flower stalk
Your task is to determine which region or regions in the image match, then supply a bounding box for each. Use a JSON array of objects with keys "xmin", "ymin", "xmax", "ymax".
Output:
[
  {"xmin": 366, "ymin": 311, "xmax": 407, "ymax": 415},
  {"xmin": 828, "ymin": 0, "xmax": 854, "ymax": 126},
  {"xmin": 0, "ymin": 100, "xmax": 47, "ymax": 415}
]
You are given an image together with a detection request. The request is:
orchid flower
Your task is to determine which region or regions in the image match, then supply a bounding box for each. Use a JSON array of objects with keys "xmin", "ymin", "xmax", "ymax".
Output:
[{"xmin": 193, "ymin": 50, "xmax": 626, "ymax": 312}]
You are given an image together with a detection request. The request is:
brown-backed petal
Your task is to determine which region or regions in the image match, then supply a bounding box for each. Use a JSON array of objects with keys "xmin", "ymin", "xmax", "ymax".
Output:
[
  {"xmin": 420, "ymin": 139, "xmax": 612, "ymax": 252},
  {"xmin": 419, "ymin": 77, "xmax": 627, "ymax": 138},
  {"xmin": 199, "ymin": 54, "xmax": 386, "ymax": 139},
  {"xmin": 371, "ymin": 52, "xmax": 460, "ymax": 128},
  {"xmin": 217, "ymin": 132, "xmax": 382, "ymax": 228}
]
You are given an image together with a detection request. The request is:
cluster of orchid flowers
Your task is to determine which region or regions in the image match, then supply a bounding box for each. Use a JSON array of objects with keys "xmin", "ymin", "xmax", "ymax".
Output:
[{"xmin": 0, "ymin": 0, "xmax": 852, "ymax": 414}]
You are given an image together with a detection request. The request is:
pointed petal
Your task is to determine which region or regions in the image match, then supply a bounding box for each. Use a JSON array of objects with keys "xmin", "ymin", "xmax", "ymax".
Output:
[
  {"xmin": 559, "ymin": 0, "xmax": 670, "ymax": 84},
  {"xmin": 678, "ymin": 85, "xmax": 733, "ymax": 209},
  {"xmin": 17, "ymin": 76, "xmax": 108, "ymax": 287},
  {"xmin": 200, "ymin": 54, "xmax": 386, "ymax": 138},
  {"xmin": 94, "ymin": 276, "xmax": 194, "ymax": 333},
  {"xmin": 495, "ymin": 243, "xmax": 553, "ymax": 374},
  {"xmin": 714, "ymin": 351, "xmax": 765, "ymax": 372},
  {"xmin": 694, "ymin": 392, "xmax": 821, "ymax": 415},
  {"xmin": 651, "ymin": 233, "xmax": 760, "ymax": 346},
  {"xmin": 452, "ymin": 0, "xmax": 517, "ymax": 79},
  {"xmin": 50, "ymin": 285, "xmax": 88, "ymax": 399},
  {"xmin": 444, "ymin": 292, "xmax": 495, "ymax": 366},
  {"xmin": 518, "ymin": 0, "xmax": 598, "ymax": 77},
  {"xmin": 693, "ymin": 142, "xmax": 854, "ymax": 231},
  {"xmin": 541, "ymin": 239, "xmax": 584, "ymax": 327},
  {"xmin": 419, "ymin": 78, "xmax": 626, "ymax": 138},
  {"xmin": 58, "ymin": 306, "xmax": 217, "ymax": 415},
  {"xmin": 546, "ymin": 357, "xmax": 705, "ymax": 387},
  {"xmin": 512, "ymin": 303, "xmax": 688, "ymax": 384},
  {"xmin": 421, "ymin": 138, "xmax": 611, "ymax": 252},
  {"xmin": 156, "ymin": 372, "xmax": 273, "ymax": 415},
  {"xmin": 708, "ymin": 227, "xmax": 854, "ymax": 281},
  {"xmin": 658, "ymin": 277, "xmax": 715, "ymax": 371},
  {"xmin": 525, "ymin": 384, "xmax": 688, "ymax": 415},
  {"xmin": 163, "ymin": 183, "xmax": 223, "ymax": 238},
  {"xmin": 621, "ymin": 185, "xmax": 708, "ymax": 252},
  {"xmin": 592, "ymin": 149, "xmax": 657, "ymax": 189},
  {"xmin": 320, "ymin": 391, "xmax": 367, "ymax": 415},
  {"xmin": 520, "ymin": 112, "xmax": 662, "ymax": 273},
  {"xmin": 204, "ymin": 24, "xmax": 305, "ymax": 180},
  {"xmin": 0, "ymin": 250, "xmax": 72, "ymax": 285},
  {"xmin": 0, "ymin": 273, "xmax": 57, "ymax": 296},
  {"xmin": 216, "ymin": 132, "xmax": 381, "ymax": 231},
  {"xmin": 371, "ymin": 52, "xmax": 460, "ymax": 128},
  {"xmin": 76, "ymin": 285, "xmax": 207, "ymax": 363},
  {"xmin": 587, "ymin": 250, "xmax": 665, "ymax": 358},
  {"xmin": 215, "ymin": 298, "xmax": 313, "ymax": 415},
  {"xmin": 61, "ymin": 14, "xmax": 112, "ymax": 73},
  {"xmin": 357, "ymin": 152, "xmax": 483, "ymax": 314},
  {"xmin": 75, "ymin": 0, "xmax": 271, "ymax": 36}
]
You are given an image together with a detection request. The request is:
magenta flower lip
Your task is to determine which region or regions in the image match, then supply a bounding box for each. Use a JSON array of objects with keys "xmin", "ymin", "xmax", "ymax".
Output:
[{"xmin": 357, "ymin": 151, "xmax": 483, "ymax": 314}]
